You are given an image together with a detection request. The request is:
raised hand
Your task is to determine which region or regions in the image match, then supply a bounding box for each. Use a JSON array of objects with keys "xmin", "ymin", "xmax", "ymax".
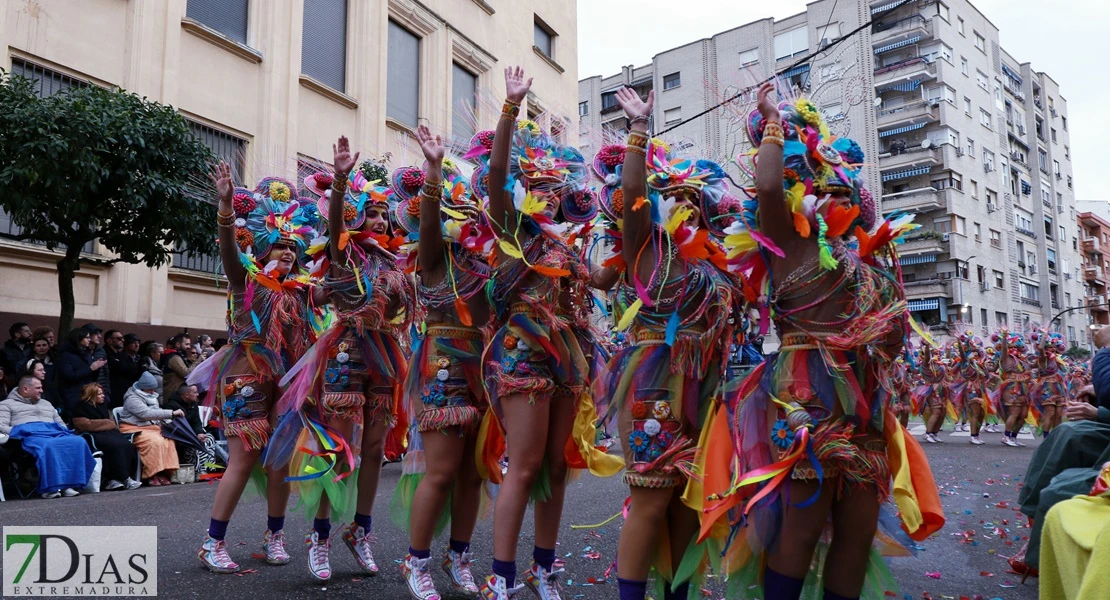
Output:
[
  {"xmin": 616, "ymin": 87, "xmax": 654, "ymax": 123},
  {"xmin": 757, "ymin": 81, "xmax": 780, "ymax": 120},
  {"xmin": 209, "ymin": 161, "xmax": 234, "ymax": 206},
  {"xmin": 415, "ymin": 125, "xmax": 444, "ymax": 164},
  {"xmin": 504, "ymin": 66, "xmax": 533, "ymax": 104},
  {"xmin": 333, "ymin": 135, "xmax": 360, "ymax": 178}
]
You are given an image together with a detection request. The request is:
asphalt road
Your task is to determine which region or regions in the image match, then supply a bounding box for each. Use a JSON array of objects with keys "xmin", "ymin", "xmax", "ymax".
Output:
[{"xmin": 0, "ymin": 423, "xmax": 1042, "ymax": 600}]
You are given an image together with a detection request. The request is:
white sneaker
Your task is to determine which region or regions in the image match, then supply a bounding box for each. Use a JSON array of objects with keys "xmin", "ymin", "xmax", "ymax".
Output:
[
  {"xmin": 125, "ymin": 478, "xmax": 142, "ymax": 490},
  {"xmin": 342, "ymin": 523, "xmax": 379, "ymax": 575},
  {"xmin": 523, "ymin": 561, "xmax": 565, "ymax": 600},
  {"xmin": 1020, "ymin": 426, "xmax": 1031, "ymax": 435},
  {"xmin": 104, "ymin": 480, "xmax": 124, "ymax": 491},
  {"xmin": 1014, "ymin": 438, "xmax": 1027, "ymax": 447},
  {"xmin": 923, "ymin": 433, "xmax": 937, "ymax": 443},
  {"xmin": 1002, "ymin": 437, "xmax": 1019, "ymax": 447},
  {"xmin": 306, "ymin": 531, "xmax": 331, "ymax": 581},
  {"xmin": 41, "ymin": 491, "xmax": 61, "ymax": 499},
  {"xmin": 442, "ymin": 549, "xmax": 479, "ymax": 595},
  {"xmin": 62, "ymin": 488, "xmax": 80, "ymax": 497},
  {"xmin": 262, "ymin": 530, "xmax": 290, "ymax": 565},
  {"xmin": 198, "ymin": 535, "xmax": 240, "ymax": 573},
  {"xmin": 401, "ymin": 554, "xmax": 441, "ymax": 600},
  {"xmin": 478, "ymin": 574, "xmax": 526, "ymax": 599},
  {"xmin": 970, "ymin": 436, "xmax": 985, "ymax": 445}
]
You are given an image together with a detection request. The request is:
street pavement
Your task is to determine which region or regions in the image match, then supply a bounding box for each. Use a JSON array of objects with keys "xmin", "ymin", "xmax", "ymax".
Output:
[{"xmin": 0, "ymin": 422, "xmax": 1042, "ymax": 599}]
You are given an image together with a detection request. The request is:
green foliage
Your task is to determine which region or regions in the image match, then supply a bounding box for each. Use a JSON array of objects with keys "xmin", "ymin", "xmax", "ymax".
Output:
[
  {"xmin": 1065, "ymin": 345, "xmax": 1091, "ymax": 360},
  {"xmin": 0, "ymin": 70, "xmax": 217, "ymax": 265},
  {"xmin": 358, "ymin": 155, "xmax": 391, "ymax": 186}
]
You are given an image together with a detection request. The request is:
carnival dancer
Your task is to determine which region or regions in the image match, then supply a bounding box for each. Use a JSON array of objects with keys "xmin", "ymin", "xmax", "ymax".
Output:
[
  {"xmin": 272, "ymin": 137, "xmax": 414, "ymax": 581},
  {"xmin": 994, "ymin": 328, "xmax": 1032, "ymax": 447},
  {"xmin": 475, "ymin": 66, "xmax": 622, "ymax": 600},
  {"xmin": 915, "ymin": 342, "xmax": 949, "ymax": 443},
  {"xmin": 390, "ymin": 126, "xmax": 494, "ymax": 599},
  {"xmin": 891, "ymin": 348, "xmax": 914, "ymax": 430},
  {"xmin": 699, "ymin": 83, "xmax": 944, "ymax": 600},
  {"xmin": 1031, "ymin": 328, "xmax": 1068, "ymax": 434},
  {"xmin": 194, "ymin": 163, "xmax": 320, "ymax": 573},
  {"xmin": 954, "ymin": 331, "xmax": 989, "ymax": 445}
]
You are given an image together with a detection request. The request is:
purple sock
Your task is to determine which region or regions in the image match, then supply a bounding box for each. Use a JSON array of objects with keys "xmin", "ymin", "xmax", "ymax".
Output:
[
  {"xmin": 822, "ymin": 590, "xmax": 859, "ymax": 600},
  {"xmin": 665, "ymin": 581, "xmax": 690, "ymax": 600},
  {"xmin": 208, "ymin": 518, "xmax": 229, "ymax": 541},
  {"xmin": 617, "ymin": 578, "xmax": 647, "ymax": 600},
  {"xmin": 449, "ymin": 539, "xmax": 470, "ymax": 555},
  {"xmin": 267, "ymin": 515, "xmax": 284, "ymax": 533},
  {"xmin": 492, "ymin": 558, "xmax": 516, "ymax": 587},
  {"xmin": 409, "ymin": 546, "xmax": 431, "ymax": 559},
  {"xmin": 533, "ymin": 546, "xmax": 555, "ymax": 571},
  {"xmin": 313, "ymin": 518, "xmax": 331, "ymax": 540},
  {"xmin": 764, "ymin": 566, "xmax": 805, "ymax": 600},
  {"xmin": 354, "ymin": 513, "xmax": 372, "ymax": 531}
]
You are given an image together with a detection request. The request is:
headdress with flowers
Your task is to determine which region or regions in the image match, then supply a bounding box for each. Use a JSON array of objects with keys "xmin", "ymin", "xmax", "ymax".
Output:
[{"xmin": 232, "ymin": 178, "xmax": 317, "ymax": 267}]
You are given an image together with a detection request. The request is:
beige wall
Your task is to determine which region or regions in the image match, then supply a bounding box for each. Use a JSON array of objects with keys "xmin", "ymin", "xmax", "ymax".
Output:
[{"xmin": 0, "ymin": 0, "xmax": 578, "ymax": 332}]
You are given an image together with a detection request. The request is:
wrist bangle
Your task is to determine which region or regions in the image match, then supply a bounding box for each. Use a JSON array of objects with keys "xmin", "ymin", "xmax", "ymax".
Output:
[
  {"xmin": 217, "ymin": 211, "xmax": 236, "ymax": 227},
  {"xmin": 421, "ymin": 182, "xmax": 443, "ymax": 198},
  {"xmin": 331, "ymin": 179, "xmax": 348, "ymax": 194},
  {"xmin": 625, "ymin": 145, "xmax": 646, "ymax": 156},
  {"xmin": 761, "ymin": 136, "xmax": 784, "ymax": 148},
  {"xmin": 626, "ymin": 133, "xmax": 649, "ymax": 147},
  {"xmin": 502, "ymin": 100, "xmax": 520, "ymax": 120},
  {"xmin": 630, "ymin": 115, "xmax": 650, "ymax": 126}
]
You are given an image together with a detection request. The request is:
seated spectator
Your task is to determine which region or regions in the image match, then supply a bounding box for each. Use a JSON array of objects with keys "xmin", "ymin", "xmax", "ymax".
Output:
[
  {"xmin": 107, "ymin": 333, "xmax": 142, "ymax": 409},
  {"xmin": 71, "ymin": 383, "xmax": 141, "ymax": 491},
  {"xmin": 161, "ymin": 333, "xmax": 196, "ymax": 404},
  {"xmin": 3, "ymin": 322, "xmax": 31, "ymax": 388},
  {"xmin": 58, "ymin": 328, "xmax": 106, "ymax": 422},
  {"xmin": 0, "ymin": 376, "xmax": 95, "ymax": 499},
  {"xmin": 138, "ymin": 341, "xmax": 164, "ymax": 398},
  {"xmin": 119, "ymin": 372, "xmax": 181, "ymax": 486},
  {"xmin": 1038, "ymin": 463, "xmax": 1110, "ymax": 598},
  {"xmin": 1015, "ymin": 325, "xmax": 1110, "ymax": 574},
  {"xmin": 163, "ymin": 384, "xmax": 208, "ymax": 472}
]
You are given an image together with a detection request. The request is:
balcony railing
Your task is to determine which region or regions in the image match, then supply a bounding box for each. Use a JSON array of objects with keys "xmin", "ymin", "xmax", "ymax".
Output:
[
  {"xmin": 873, "ymin": 57, "xmax": 937, "ymax": 87},
  {"xmin": 1083, "ymin": 237, "xmax": 1101, "ymax": 253},
  {"xmin": 1020, "ymin": 297, "xmax": 1042, "ymax": 307},
  {"xmin": 879, "ymin": 146, "xmax": 941, "ymax": 172},
  {"xmin": 881, "ymin": 187, "xmax": 941, "ymax": 213},
  {"xmin": 1085, "ymin": 266, "xmax": 1106, "ymax": 283},
  {"xmin": 877, "ymin": 99, "xmax": 940, "ymax": 128},
  {"xmin": 872, "ymin": 15, "xmax": 931, "ymax": 42},
  {"xmin": 903, "ymin": 278, "xmax": 952, "ymax": 299},
  {"xmin": 1015, "ymin": 226, "xmax": 1037, "ymax": 238}
]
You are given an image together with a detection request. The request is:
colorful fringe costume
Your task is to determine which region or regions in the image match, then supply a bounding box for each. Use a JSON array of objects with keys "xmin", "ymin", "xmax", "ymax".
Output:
[
  {"xmin": 952, "ymin": 332, "xmax": 991, "ymax": 423},
  {"xmin": 189, "ymin": 178, "xmax": 319, "ymax": 452},
  {"xmin": 1032, "ymin": 328, "xmax": 1069, "ymax": 412},
  {"xmin": 912, "ymin": 344, "xmax": 949, "ymax": 418},
  {"xmin": 698, "ymin": 97, "xmax": 944, "ymax": 598},
  {"xmin": 993, "ymin": 329, "xmax": 1032, "ymax": 411}
]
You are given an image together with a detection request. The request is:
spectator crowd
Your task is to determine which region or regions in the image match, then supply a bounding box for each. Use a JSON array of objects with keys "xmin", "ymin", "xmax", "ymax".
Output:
[{"xmin": 0, "ymin": 322, "xmax": 224, "ymax": 500}]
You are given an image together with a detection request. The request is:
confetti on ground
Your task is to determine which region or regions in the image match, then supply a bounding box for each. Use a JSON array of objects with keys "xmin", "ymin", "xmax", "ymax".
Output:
[{"xmin": 926, "ymin": 571, "xmax": 942, "ymax": 579}]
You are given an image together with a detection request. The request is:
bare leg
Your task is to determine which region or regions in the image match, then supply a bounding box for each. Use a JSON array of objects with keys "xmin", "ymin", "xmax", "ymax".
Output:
[
  {"xmin": 822, "ymin": 484, "xmax": 881, "ymax": 596},
  {"xmin": 666, "ymin": 488, "xmax": 701, "ymax": 586},
  {"xmin": 533, "ymin": 390, "xmax": 578, "ymax": 550},
  {"xmin": 409, "ymin": 428, "xmax": 467, "ymax": 551},
  {"xmin": 354, "ymin": 417, "xmax": 391, "ymax": 517},
  {"xmin": 969, "ymin": 401, "xmax": 983, "ymax": 436},
  {"xmin": 449, "ymin": 432, "xmax": 484, "ymax": 545},
  {"xmin": 211, "ymin": 438, "xmax": 262, "ymax": 521},
  {"xmin": 767, "ymin": 478, "xmax": 835, "ymax": 580},
  {"xmin": 1040, "ymin": 405, "xmax": 1056, "ymax": 434},
  {"xmin": 926, "ymin": 406, "xmax": 945, "ymax": 435},
  {"xmin": 266, "ymin": 408, "xmax": 291, "ymax": 519},
  {"xmin": 492, "ymin": 392, "xmax": 552, "ymax": 563},
  {"xmin": 616, "ymin": 486, "xmax": 673, "ymax": 580},
  {"xmin": 1005, "ymin": 405, "xmax": 1023, "ymax": 434}
]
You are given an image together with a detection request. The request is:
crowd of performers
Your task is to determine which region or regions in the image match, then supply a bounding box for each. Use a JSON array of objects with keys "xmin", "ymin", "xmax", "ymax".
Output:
[
  {"xmin": 892, "ymin": 329, "xmax": 1091, "ymax": 446},
  {"xmin": 185, "ymin": 67, "xmax": 954, "ymax": 600}
]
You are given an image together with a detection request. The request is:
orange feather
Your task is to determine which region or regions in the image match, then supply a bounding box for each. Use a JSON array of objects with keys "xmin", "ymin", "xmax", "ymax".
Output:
[
  {"xmin": 532, "ymin": 265, "xmax": 571, "ymax": 278},
  {"xmin": 793, "ymin": 212, "xmax": 812, "ymax": 238},
  {"xmin": 454, "ymin": 297, "xmax": 473, "ymax": 327}
]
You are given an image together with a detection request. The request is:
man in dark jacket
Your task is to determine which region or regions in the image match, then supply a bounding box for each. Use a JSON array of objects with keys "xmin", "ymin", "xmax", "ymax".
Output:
[
  {"xmin": 107, "ymin": 333, "xmax": 142, "ymax": 409},
  {"xmin": 2, "ymin": 322, "xmax": 31, "ymax": 388},
  {"xmin": 161, "ymin": 334, "xmax": 195, "ymax": 404},
  {"xmin": 83, "ymin": 324, "xmax": 111, "ymax": 404}
]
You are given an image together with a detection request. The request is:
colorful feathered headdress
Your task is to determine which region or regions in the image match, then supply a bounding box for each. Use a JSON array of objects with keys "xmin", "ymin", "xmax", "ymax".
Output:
[{"xmin": 232, "ymin": 178, "xmax": 317, "ymax": 265}]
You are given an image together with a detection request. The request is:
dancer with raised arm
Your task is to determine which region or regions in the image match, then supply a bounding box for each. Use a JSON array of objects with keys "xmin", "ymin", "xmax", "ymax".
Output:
[
  {"xmin": 995, "ymin": 328, "xmax": 1032, "ymax": 446},
  {"xmin": 195, "ymin": 164, "xmax": 319, "ymax": 573},
  {"xmin": 915, "ymin": 342, "xmax": 949, "ymax": 443},
  {"xmin": 700, "ymin": 83, "xmax": 944, "ymax": 600}
]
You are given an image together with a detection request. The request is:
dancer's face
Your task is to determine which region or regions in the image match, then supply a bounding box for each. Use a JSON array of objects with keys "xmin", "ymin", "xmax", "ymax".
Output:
[
  {"xmin": 670, "ymin": 192, "xmax": 701, "ymax": 225},
  {"xmin": 264, "ymin": 244, "xmax": 297, "ymax": 275},
  {"xmin": 362, "ymin": 206, "xmax": 389, "ymax": 235}
]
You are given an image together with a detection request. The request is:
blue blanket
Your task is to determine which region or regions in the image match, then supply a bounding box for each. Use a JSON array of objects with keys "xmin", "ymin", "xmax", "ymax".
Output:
[{"xmin": 10, "ymin": 422, "xmax": 95, "ymax": 494}]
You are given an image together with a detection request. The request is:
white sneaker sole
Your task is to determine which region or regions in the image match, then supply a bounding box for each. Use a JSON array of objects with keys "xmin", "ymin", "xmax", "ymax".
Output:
[{"xmin": 343, "ymin": 536, "xmax": 378, "ymax": 575}]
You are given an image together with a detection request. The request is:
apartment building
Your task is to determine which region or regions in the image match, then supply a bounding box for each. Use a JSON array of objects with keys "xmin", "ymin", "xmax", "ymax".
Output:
[
  {"xmin": 579, "ymin": 0, "xmax": 1085, "ymax": 343},
  {"xmin": 1078, "ymin": 207, "xmax": 1110, "ymax": 335},
  {"xmin": 0, "ymin": 0, "xmax": 578, "ymax": 335}
]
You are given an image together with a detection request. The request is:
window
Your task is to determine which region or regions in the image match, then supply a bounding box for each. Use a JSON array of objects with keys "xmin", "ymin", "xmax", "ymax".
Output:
[
  {"xmin": 387, "ymin": 20, "xmax": 421, "ymax": 129},
  {"xmin": 578, "ymin": 101, "xmax": 588, "ymax": 117},
  {"xmin": 1020, "ymin": 282, "xmax": 1039, "ymax": 301},
  {"xmin": 926, "ymin": 85, "xmax": 955, "ymax": 104},
  {"xmin": 967, "ymin": 138, "xmax": 975, "ymax": 157},
  {"xmin": 948, "ymin": 129, "xmax": 960, "ymax": 148},
  {"xmin": 1016, "ymin": 211, "xmax": 1033, "ymax": 231},
  {"xmin": 1051, "ymin": 128, "xmax": 1057, "ymax": 143},
  {"xmin": 774, "ymin": 28, "xmax": 808, "ymax": 60},
  {"xmin": 601, "ymin": 91, "xmax": 618, "ymax": 112},
  {"xmin": 663, "ymin": 72, "xmax": 681, "ymax": 90},
  {"xmin": 934, "ymin": 217, "xmax": 952, "ymax": 234},
  {"xmin": 970, "ymin": 180, "xmax": 978, "ymax": 199},
  {"xmin": 8, "ymin": 58, "xmax": 86, "ymax": 98},
  {"xmin": 974, "ymin": 32, "xmax": 986, "ymax": 52},
  {"xmin": 994, "ymin": 270, "xmax": 1004, "ymax": 288},
  {"xmin": 1047, "ymin": 248, "xmax": 1058, "ymax": 272},
  {"xmin": 931, "ymin": 173, "xmax": 962, "ymax": 191},
  {"xmin": 980, "ymin": 109, "xmax": 991, "ymax": 128},
  {"xmin": 977, "ymin": 264, "xmax": 987, "ymax": 283},
  {"xmin": 1044, "ymin": 216, "xmax": 1054, "ymax": 238},
  {"xmin": 960, "ymin": 57, "xmax": 968, "ymax": 75},
  {"xmin": 989, "ymin": 229, "xmax": 1002, "ymax": 248},
  {"xmin": 1062, "ymin": 115, "xmax": 1068, "ymax": 130},
  {"xmin": 930, "ymin": 2, "xmax": 950, "ymax": 21},
  {"xmin": 817, "ymin": 22, "xmax": 841, "ymax": 43},
  {"xmin": 301, "ymin": 0, "xmax": 347, "ymax": 92},
  {"xmin": 955, "ymin": 215, "xmax": 967, "ymax": 235},
  {"xmin": 958, "ymin": 17, "xmax": 965, "ymax": 35},
  {"xmin": 189, "ymin": 120, "xmax": 247, "ymax": 187},
  {"xmin": 1053, "ymin": 159, "xmax": 1061, "ymax": 176},
  {"xmin": 451, "ymin": 63, "xmax": 477, "ymax": 141},
  {"xmin": 974, "ymin": 222, "xmax": 982, "ymax": 241},
  {"xmin": 986, "ymin": 188, "xmax": 997, "ymax": 207},
  {"xmin": 976, "ymin": 70, "xmax": 988, "ymax": 90},
  {"xmin": 187, "ymin": 0, "xmax": 249, "ymax": 44},
  {"xmin": 984, "ymin": 150, "xmax": 995, "ymax": 171},
  {"xmin": 1061, "ymin": 224, "xmax": 1067, "ymax": 241},
  {"xmin": 664, "ymin": 107, "xmax": 682, "ymax": 124},
  {"xmin": 996, "ymin": 311, "xmax": 1008, "ymax": 326},
  {"xmin": 964, "ymin": 97, "xmax": 972, "ymax": 114},
  {"xmin": 534, "ymin": 17, "xmax": 555, "ymax": 59},
  {"xmin": 956, "ymin": 260, "xmax": 970, "ymax": 280},
  {"xmin": 738, "ymin": 48, "xmax": 759, "ymax": 67},
  {"xmin": 1038, "ymin": 148, "xmax": 1048, "ymax": 172},
  {"xmin": 981, "ymin": 308, "xmax": 988, "ymax": 326},
  {"xmin": 1065, "ymin": 145, "xmax": 1070, "ymax": 159}
]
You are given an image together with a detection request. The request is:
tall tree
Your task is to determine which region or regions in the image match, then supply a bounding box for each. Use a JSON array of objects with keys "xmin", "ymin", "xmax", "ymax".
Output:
[{"xmin": 0, "ymin": 71, "xmax": 218, "ymax": 334}]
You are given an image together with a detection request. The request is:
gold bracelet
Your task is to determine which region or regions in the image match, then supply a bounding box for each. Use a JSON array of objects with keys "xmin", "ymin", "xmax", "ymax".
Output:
[
  {"xmin": 625, "ymin": 145, "xmax": 646, "ymax": 156},
  {"xmin": 421, "ymin": 182, "xmax": 443, "ymax": 199},
  {"xmin": 216, "ymin": 211, "xmax": 236, "ymax": 227},
  {"xmin": 502, "ymin": 100, "xmax": 520, "ymax": 120},
  {"xmin": 626, "ymin": 134, "xmax": 649, "ymax": 148},
  {"xmin": 761, "ymin": 136, "xmax": 785, "ymax": 148},
  {"xmin": 331, "ymin": 179, "xmax": 348, "ymax": 195},
  {"xmin": 763, "ymin": 121, "xmax": 784, "ymax": 138}
]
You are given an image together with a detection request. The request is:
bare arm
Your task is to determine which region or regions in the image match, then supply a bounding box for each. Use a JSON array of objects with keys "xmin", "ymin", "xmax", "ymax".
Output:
[
  {"xmin": 488, "ymin": 66, "xmax": 532, "ymax": 237},
  {"xmin": 329, "ymin": 136, "xmax": 360, "ymax": 265},
  {"xmin": 210, "ymin": 162, "xmax": 247, "ymax": 293},
  {"xmin": 415, "ymin": 125, "xmax": 446, "ymax": 273},
  {"xmin": 617, "ymin": 87, "xmax": 655, "ymax": 274},
  {"xmin": 590, "ymin": 265, "xmax": 620, "ymax": 292},
  {"xmin": 752, "ymin": 82, "xmax": 794, "ymax": 247}
]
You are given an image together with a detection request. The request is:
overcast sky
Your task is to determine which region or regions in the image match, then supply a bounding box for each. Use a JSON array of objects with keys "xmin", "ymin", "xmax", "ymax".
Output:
[{"xmin": 578, "ymin": 0, "xmax": 1103, "ymax": 202}]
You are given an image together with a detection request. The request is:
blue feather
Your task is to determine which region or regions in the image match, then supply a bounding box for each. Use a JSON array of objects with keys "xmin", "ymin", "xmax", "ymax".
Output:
[
  {"xmin": 250, "ymin": 310, "xmax": 263, "ymax": 335},
  {"xmin": 665, "ymin": 311, "xmax": 679, "ymax": 346}
]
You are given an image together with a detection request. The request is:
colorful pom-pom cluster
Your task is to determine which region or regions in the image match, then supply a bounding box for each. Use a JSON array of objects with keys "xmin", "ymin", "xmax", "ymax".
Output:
[
  {"xmin": 598, "ymin": 144, "xmax": 625, "ymax": 167},
  {"xmin": 269, "ymin": 181, "xmax": 291, "ymax": 202},
  {"xmin": 233, "ymin": 193, "xmax": 256, "ymax": 216},
  {"xmin": 400, "ymin": 169, "xmax": 425, "ymax": 190}
]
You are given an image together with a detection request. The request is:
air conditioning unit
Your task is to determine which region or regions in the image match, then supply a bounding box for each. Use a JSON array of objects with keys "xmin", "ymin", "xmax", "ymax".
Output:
[
  {"xmin": 956, "ymin": 148, "xmax": 965, "ymax": 157},
  {"xmin": 941, "ymin": 232, "xmax": 951, "ymax": 241},
  {"xmin": 980, "ymin": 282, "xmax": 991, "ymax": 292},
  {"xmin": 1051, "ymin": 108, "xmax": 1058, "ymax": 117},
  {"xmin": 987, "ymin": 203, "xmax": 998, "ymax": 213},
  {"xmin": 984, "ymin": 164, "xmax": 995, "ymax": 173},
  {"xmin": 1018, "ymin": 261, "xmax": 1026, "ymax": 267}
]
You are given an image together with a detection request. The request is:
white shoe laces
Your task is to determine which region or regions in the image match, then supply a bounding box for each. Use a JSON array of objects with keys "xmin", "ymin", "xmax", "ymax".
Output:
[
  {"xmin": 268, "ymin": 532, "xmax": 288, "ymax": 559},
  {"xmin": 311, "ymin": 538, "xmax": 330, "ymax": 569},
  {"xmin": 211, "ymin": 540, "xmax": 234, "ymax": 567},
  {"xmin": 410, "ymin": 557, "xmax": 437, "ymax": 594},
  {"xmin": 537, "ymin": 565, "xmax": 564, "ymax": 597},
  {"xmin": 455, "ymin": 551, "xmax": 476, "ymax": 588}
]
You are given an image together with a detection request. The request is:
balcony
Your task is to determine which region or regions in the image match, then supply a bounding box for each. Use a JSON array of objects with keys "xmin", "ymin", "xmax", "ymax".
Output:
[
  {"xmin": 903, "ymin": 278, "xmax": 952, "ymax": 300},
  {"xmin": 1086, "ymin": 266, "xmax": 1106, "ymax": 285},
  {"xmin": 872, "ymin": 14, "xmax": 935, "ymax": 44},
  {"xmin": 1090, "ymin": 294, "xmax": 1110, "ymax": 313},
  {"xmin": 881, "ymin": 187, "xmax": 942, "ymax": 213},
  {"xmin": 877, "ymin": 99, "xmax": 940, "ymax": 129},
  {"xmin": 874, "ymin": 57, "xmax": 937, "ymax": 88},
  {"xmin": 899, "ymin": 232, "xmax": 947, "ymax": 256},
  {"xmin": 879, "ymin": 146, "xmax": 942, "ymax": 172},
  {"xmin": 1016, "ymin": 226, "xmax": 1037, "ymax": 239},
  {"xmin": 1020, "ymin": 297, "xmax": 1042, "ymax": 307},
  {"xmin": 1083, "ymin": 236, "xmax": 1101, "ymax": 254}
]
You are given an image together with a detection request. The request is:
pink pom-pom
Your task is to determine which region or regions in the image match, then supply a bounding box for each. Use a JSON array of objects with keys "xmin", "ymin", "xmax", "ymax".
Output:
[
  {"xmin": 598, "ymin": 144, "xmax": 625, "ymax": 168},
  {"xmin": 477, "ymin": 130, "xmax": 495, "ymax": 150},
  {"xmin": 315, "ymin": 173, "xmax": 334, "ymax": 188},
  {"xmin": 233, "ymin": 193, "xmax": 256, "ymax": 216},
  {"xmin": 401, "ymin": 169, "xmax": 425, "ymax": 190}
]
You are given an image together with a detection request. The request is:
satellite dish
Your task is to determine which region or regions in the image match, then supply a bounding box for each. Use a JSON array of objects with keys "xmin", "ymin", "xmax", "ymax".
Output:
[
  {"xmin": 874, "ymin": 97, "xmax": 883, "ymax": 108},
  {"xmin": 921, "ymin": 138, "xmax": 933, "ymax": 149}
]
